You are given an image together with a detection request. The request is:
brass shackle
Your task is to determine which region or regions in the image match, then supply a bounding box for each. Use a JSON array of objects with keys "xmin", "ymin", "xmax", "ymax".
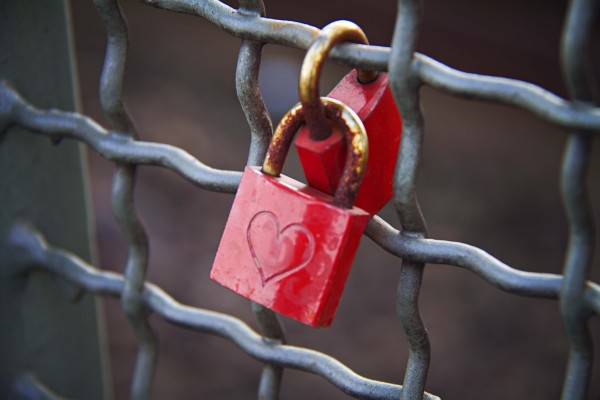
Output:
[{"xmin": 299, "ymin": 20, "xmax": 378, "ymax": 141}]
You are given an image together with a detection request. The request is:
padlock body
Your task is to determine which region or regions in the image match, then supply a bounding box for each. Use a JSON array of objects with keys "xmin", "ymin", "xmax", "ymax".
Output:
[
  {"xmin": 210, "ymin": 166, "xmax": 369, "ymax": 327},
  {"xmin": 295, "ymin": 70, "xmax": 402, "ymax": 215}
]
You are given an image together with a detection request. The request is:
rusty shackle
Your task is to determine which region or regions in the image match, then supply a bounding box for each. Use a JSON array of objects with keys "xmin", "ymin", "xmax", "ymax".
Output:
[{"xmin": 262, "ymin": 97, "xmax": 368, "ymax": 209}]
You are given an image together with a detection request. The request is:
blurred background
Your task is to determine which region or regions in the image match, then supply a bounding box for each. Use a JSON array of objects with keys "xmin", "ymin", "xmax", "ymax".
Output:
[{"xmin": 70, "ymin": 0, "xmax": 600, "ymax": 398}]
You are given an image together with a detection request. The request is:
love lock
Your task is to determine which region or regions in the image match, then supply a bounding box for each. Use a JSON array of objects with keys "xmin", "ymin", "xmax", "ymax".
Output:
[
  {"xmin": 210, "ymin": 98, "xmax": 370, "ymax": 327},
  {"xmin": 294, "ymin": 20, "xmax": 402, "ymax": 215}
]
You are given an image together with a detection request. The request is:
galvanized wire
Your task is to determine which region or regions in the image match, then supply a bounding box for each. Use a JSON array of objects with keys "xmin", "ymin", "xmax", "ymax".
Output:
[
  {"xmin": 234, "ymin": 1, "xmax": 286, "ymax": 398},
  {"xmin": 558, "ymin": 0, "xmax": 598, "ymax": 399},
  {"xmin": 1, "ymin": 0, "xmax": 599, "ymax": 399},
  {"xmin": 92, "ymin": 1, "xmax": 157, "ymax": 398},
  {"xmin": 388, "ymin": 1, "xmax": 430, "ymax": 398},
  {"xmin": 7, "ymin": 224, "xmax": 440, "ymax": 400}
]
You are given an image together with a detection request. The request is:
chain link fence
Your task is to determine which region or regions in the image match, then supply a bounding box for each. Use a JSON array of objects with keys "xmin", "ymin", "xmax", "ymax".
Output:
[{"xmin": 2, "ymin": 0, "xmax": 600, "ymax": 399}]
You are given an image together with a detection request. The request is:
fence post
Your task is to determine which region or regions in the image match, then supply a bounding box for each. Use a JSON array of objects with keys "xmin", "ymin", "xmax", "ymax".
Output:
[{"xmin": 0, "ymin": 0, "xmax": 110, "ymax": 399}]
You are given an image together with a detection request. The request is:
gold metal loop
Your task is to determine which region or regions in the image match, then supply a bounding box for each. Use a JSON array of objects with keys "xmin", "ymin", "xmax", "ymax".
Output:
[
  {"xmin": 299, "ymin": 20, "xmax": 378, "ymax": 141},
  {"xmin": 263, "ymin": 97, "xmax": 368, "ymax": 209}
]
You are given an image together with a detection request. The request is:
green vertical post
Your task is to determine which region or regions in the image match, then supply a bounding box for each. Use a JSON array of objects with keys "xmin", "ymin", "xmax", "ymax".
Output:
[{"xmin": 0, "ymin": 0, "xmax": 110, "ymax": 399}]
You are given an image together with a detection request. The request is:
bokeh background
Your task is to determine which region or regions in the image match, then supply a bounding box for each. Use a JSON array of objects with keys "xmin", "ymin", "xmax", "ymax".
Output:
[{"xmin": 70, "ymin": 0, "xmax": 600, "ymax": 398}]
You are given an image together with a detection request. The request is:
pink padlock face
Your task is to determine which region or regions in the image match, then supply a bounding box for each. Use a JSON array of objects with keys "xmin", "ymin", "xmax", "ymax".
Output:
[{"xmin": 210, "ymin": 166, "xmax": 369, "ymax": 327}]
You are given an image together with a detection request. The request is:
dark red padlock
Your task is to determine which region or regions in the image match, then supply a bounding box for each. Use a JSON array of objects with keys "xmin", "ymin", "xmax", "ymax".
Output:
[
  {"xmin": 295, "ymin": 21, "xmax": 402, "ymax": 215},
  {"xmin": 210, "ymin": 98, "xmax": 370, "ymax": 327}
]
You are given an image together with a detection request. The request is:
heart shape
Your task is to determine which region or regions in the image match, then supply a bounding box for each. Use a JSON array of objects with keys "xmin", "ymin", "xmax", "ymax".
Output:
[{"xmin": 247, "ymin": 211, "xmax": 315, "ymax": 285}]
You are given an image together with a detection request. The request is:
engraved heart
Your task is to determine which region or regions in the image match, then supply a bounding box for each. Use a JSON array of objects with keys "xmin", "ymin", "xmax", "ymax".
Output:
[{"xmin": 247, "ymin": 211, "xmax": 315, "ymax": 285}]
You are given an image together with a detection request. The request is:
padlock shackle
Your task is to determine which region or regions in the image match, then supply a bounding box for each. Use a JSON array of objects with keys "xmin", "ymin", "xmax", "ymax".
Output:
[
  {"xmin": 263, "ymin": 97, "xmax": 368, "ymax": 209},
  {"xmin": 299, "ymin": 20, "xmax": 378, "ymax": 141}
]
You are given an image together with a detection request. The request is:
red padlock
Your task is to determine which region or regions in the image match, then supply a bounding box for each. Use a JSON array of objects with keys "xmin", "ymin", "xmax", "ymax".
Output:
[
  {"xmin": 210, "ymin": 98, "xmax": 370, "ymax": 327},
  {"xmin": 295, "ymin": 21, "xmax": 402, "ymax": 215}
]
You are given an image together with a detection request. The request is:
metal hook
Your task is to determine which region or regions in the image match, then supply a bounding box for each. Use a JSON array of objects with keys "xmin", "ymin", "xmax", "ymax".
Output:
[{"xmin": 299, "ymin": 20, "xmax": 378, "ymax": 141}]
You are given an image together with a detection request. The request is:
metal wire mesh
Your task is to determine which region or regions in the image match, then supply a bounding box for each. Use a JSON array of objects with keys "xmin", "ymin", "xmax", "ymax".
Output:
[{"xmin": 1, "ymin": 0, "xmax": 600, "ymax": 399}]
